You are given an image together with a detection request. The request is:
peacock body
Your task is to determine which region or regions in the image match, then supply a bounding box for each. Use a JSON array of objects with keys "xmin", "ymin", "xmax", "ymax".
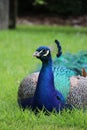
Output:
[{"xmin": 18, "ymin": 40, "xmax": 87, "ymax": 109}]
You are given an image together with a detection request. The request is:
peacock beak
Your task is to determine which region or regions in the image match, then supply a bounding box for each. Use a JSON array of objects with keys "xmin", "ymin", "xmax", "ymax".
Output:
[{"xmin": 33, "ymin": 51, "xmax": 40, "ymax": 57}]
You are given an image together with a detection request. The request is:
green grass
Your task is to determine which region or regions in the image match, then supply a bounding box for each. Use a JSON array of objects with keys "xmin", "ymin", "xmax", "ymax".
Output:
[{"xmin": 0, "ymin": 25, "xmax": 87, "ymax": 130}]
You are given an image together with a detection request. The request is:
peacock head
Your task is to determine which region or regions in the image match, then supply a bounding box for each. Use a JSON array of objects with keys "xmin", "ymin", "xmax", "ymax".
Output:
[{"xmin": 33, "ymin": 46, "xmax": 52, "ymax": 62}]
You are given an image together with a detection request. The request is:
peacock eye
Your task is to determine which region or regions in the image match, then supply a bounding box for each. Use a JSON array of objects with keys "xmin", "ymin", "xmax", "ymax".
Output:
[{"xmin": 42, "ymin": 49, "xmax": 46, "ymax": 53}]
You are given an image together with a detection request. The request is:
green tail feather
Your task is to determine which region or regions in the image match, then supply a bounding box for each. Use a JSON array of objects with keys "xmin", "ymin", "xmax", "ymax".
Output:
[{"xmin": 53, "ymin": 51, "xmax": 87, "ymax": 73}]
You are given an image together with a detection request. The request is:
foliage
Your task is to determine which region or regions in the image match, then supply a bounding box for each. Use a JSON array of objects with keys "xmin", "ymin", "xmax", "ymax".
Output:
[
  {"xmin": 0, "ymin": 25, "xmax": 87, "ymax": 130},
  {"xmin": 18, "ymin": 0, "xmax": 87, "ymax": 16},
  {"xmin": 34, "ymin": 0, "xmax": 46, "ymax": 5},
  {"xmin": 43, "ymin": 0, "xmax": 87, "ymax": 16},
  {"xmin": 45, "ymin": 0, "xmax": 82, "ymax": 16}
]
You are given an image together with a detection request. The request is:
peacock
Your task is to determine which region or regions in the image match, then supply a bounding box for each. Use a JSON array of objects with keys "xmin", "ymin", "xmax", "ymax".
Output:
[
  {"xmin": 18, "ymin": 45, "xmax": 72, "ymax": 112},
  {"xmin": 18, "ymin": 40, "xmax": 87, "ymax": 109}
]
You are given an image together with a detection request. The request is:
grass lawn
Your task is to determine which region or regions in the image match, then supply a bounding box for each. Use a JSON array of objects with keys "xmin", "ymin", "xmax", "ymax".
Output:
[{"xmin": 0, "ymin": 25, "xmax": 87, "ymax": 130}]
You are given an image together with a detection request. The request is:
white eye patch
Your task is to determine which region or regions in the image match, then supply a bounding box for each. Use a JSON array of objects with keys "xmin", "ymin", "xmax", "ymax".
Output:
[{"xmin": 43, "ymin": 50, "xmax": 50, "ymax": 57}]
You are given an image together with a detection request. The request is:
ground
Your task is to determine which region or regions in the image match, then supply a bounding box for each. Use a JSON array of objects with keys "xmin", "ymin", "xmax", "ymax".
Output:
[{"xmin": 17, "ymin": 14, "xmax": 87, "ymax": 26}]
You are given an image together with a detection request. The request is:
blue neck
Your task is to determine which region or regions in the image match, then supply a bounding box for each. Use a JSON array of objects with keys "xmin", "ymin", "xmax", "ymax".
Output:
[{"xmin": 34, "ymin": 56, "xmax": 55, "ymax": 97}]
